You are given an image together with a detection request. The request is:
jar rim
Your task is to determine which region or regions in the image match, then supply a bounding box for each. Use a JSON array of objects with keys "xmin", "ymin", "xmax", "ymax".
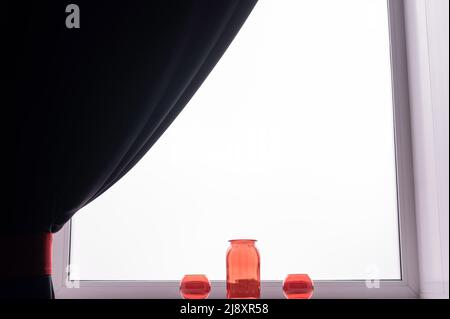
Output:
[{"xmin": 229, "ymin": 239, "xmax": 257, "ymax": 243}]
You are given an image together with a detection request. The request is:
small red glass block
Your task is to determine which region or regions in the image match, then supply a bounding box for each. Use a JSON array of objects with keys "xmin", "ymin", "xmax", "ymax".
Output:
[
  {"xmin": 180, "ymin": 275, "xmax": 211, "ymax": 299},
  {"xmin": 282, "ymin": 274, "xmax": 314, "ymax": 299}
]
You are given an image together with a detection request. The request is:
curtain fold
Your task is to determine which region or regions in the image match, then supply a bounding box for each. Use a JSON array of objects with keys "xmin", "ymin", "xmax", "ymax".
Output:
[{"xmin": 8, "ymin": 0, "xmax": 257, "ymax": 298}]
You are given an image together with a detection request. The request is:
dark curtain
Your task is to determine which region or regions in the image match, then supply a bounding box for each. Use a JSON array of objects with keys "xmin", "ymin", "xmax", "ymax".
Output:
[{"xmin": 6, "ymin": 0, "xmax": 257, "ymax": 298}]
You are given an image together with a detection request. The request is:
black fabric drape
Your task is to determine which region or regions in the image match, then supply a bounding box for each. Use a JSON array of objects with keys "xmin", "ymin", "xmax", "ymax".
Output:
[
  {"xmin": 7, "ymin": 0, "xmax": 257, "ymax": 298},
  {"xmin": 0, "ymin": 277, "xmax": 54, "ymax": 299}
]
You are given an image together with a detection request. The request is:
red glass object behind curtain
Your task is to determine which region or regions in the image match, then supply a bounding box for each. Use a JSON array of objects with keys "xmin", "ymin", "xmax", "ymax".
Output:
[
  {"xmin": 226, "ymin": 239, "xmax": 260, "ymax": 299},
  {"xmin": 282, "ymin": 274, "xmax": 314, "ymax": 299}
]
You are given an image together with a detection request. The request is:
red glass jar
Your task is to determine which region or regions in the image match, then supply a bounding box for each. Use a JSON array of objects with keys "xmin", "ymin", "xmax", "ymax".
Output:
[
  {"xmin": 226, "ymin": 239, "xmax": 260, "ymax": 299},
  {"xmin": 282, "ymin": 274, "xmax": 314, "ymax": 299},
  {"xmin": 179, "ymin": 274, "xmax": 211, "ymax": 299}
]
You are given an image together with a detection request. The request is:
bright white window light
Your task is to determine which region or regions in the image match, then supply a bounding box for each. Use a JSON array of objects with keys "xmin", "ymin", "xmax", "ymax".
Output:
[{"xmin": 70, "ymin": 0, "xmax": 400, "ymax": 281}]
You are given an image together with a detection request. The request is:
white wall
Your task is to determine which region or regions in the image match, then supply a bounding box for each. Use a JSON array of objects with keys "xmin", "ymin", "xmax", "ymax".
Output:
[{"xmin": 404, "ymin": 0, "xmax": 449, "ymax": 299}]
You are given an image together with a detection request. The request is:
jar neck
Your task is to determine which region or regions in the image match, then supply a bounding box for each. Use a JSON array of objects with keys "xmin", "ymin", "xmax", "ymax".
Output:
[{"xmin": 229, "ymin": 239, "xmax": 256, "ymax": 246}]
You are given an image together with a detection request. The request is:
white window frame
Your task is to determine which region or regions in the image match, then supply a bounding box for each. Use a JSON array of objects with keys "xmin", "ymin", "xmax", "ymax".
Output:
[{"xmin": 52, "ymin": 0, "xmax": 421, "ymax": 298}]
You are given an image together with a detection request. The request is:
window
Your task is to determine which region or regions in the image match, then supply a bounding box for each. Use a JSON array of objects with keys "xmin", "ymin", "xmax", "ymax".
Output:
[{"xmin": 54, "ymin": 0, "xmax": 419, "ymax": 298}]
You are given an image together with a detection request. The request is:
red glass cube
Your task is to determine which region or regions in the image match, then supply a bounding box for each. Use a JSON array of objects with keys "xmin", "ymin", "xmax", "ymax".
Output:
[
  {"xmin": 180, "ymin": 275, "xmax": 211, "ymax": 299},
  {"xmin": 282, "ymin": 274, "xmax": 314, "ymax": 299}
]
